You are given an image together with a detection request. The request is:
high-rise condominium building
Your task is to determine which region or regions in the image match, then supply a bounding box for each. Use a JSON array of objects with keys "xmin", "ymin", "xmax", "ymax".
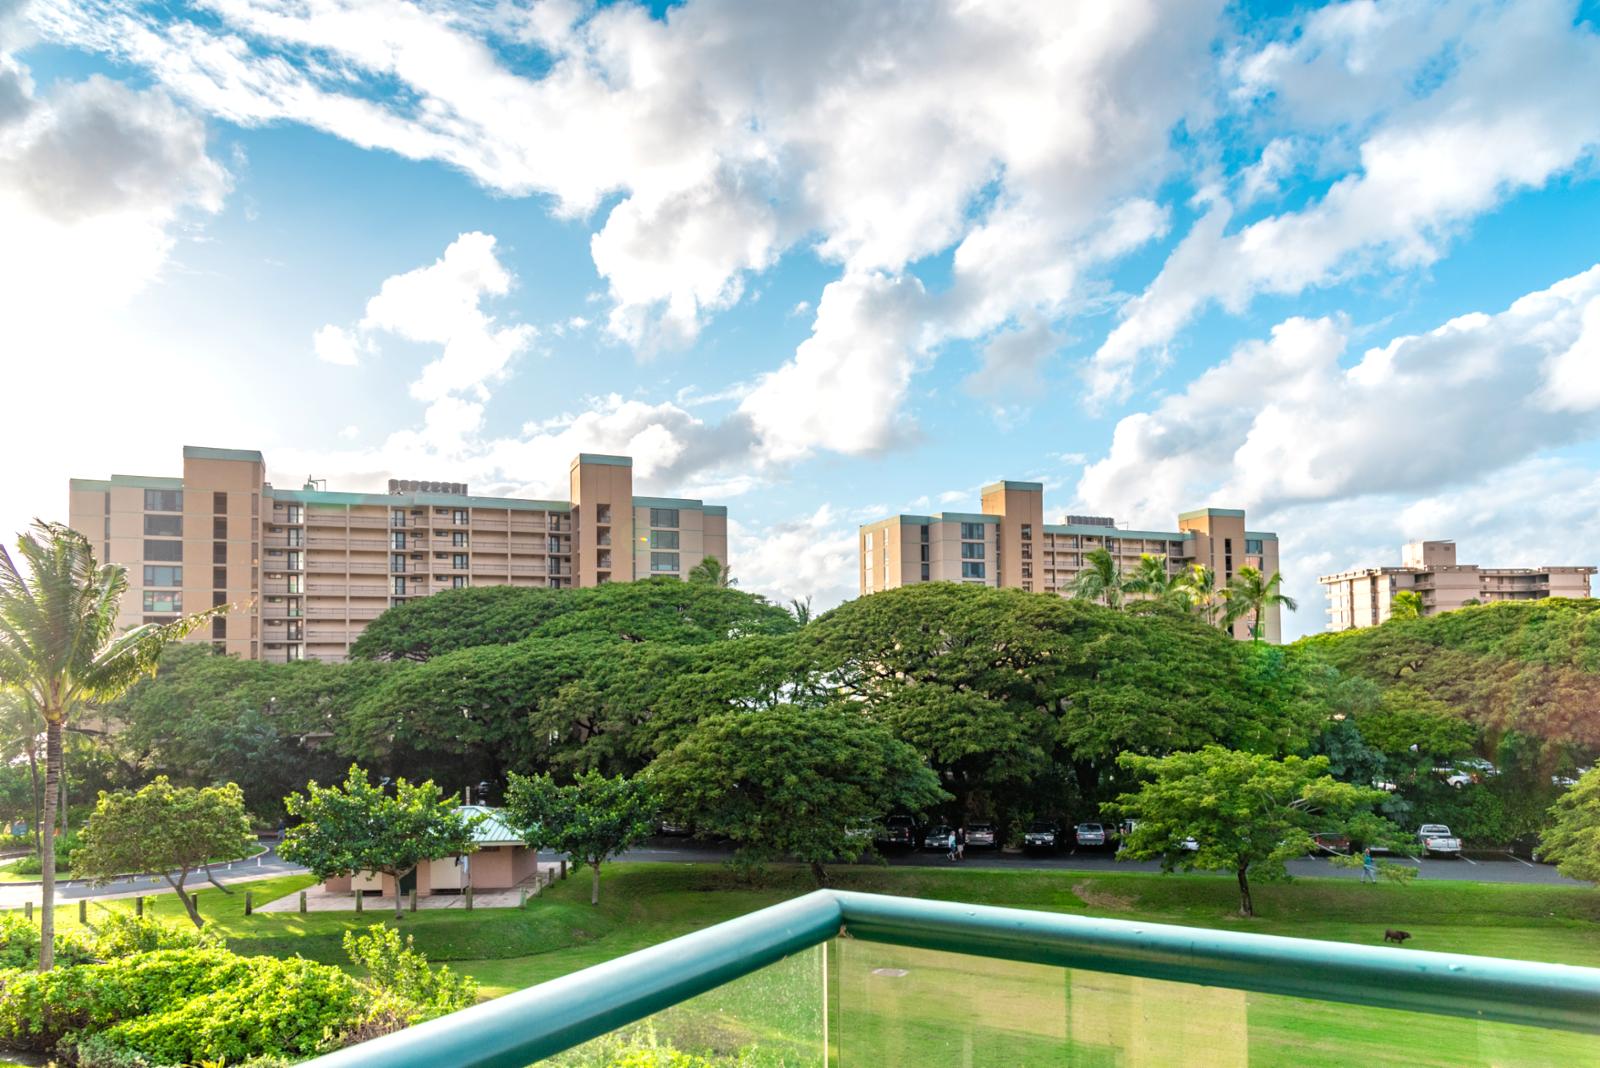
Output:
[
  {"xmin": 1318, "ymin": 540, "xmax": 1595, "ymax": 630},
  {"xmin": 68, "ymin": 447, "xmax": 729, "ymax": 663},
  {"xmin": 858, "ymin": 481, "xmax": 1283, "ymax": 642}
]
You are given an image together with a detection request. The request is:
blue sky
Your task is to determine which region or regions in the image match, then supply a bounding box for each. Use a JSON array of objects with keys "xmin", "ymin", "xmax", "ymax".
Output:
[{"xmin": 3, "ymin": 0, "xmax": 1599, "ymax": 637}]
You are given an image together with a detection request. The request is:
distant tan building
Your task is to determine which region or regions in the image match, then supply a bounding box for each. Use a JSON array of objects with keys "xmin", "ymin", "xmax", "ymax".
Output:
[
  {"xmin": 1318, "ymin": 540, "xmax": 1595, "ymax": 630},
  {"xmin": 859, "ymin": 481, "xmax": 1283, "ymax": 641},
  {"xmin": 68, "ymin": 446, "xmax": 729, "ymax": 663}
]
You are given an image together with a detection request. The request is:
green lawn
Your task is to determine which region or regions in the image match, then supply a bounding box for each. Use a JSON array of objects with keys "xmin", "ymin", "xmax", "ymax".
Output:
[{"xmin": 8, "ymin": 864, "xmax": 1600, "ymax": 1066}]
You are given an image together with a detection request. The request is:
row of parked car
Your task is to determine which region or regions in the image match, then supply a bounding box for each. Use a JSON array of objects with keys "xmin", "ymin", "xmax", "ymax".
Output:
[{"xmin": 872, "ymin": 817, "xmax": 1468, "ymax": 858}]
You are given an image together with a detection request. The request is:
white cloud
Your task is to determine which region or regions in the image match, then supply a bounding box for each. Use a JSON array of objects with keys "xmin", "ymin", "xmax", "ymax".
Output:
[
  {"xmin": 731, "ymin": 505, "xmax": 858, "ymax": 612},
  {"xmin": 1091, "ymin": 0, "xmax": 1600, "ymax": 401},
  {"xmin": 1074, "ymin": 264, "xmax": 1600, "ymax": 637},
  {"xmin": 30, "ymin": 0, "xmax": 1221, "ymax": 457},
  {"xmin": 312, "ymin": 324, "xmax": 363, "ymax": 366}
]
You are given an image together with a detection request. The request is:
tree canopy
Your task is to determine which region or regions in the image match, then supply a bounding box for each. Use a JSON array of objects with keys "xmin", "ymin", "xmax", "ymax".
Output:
[
  {"xmin": 1111, "ymin": 746, "xmax": 1396, "ymax": 916},
  {"xmin": 281, "ymin": 765, "xmax": 479, "ymax": 919},
  {"xmin": 651, "ymin": 705, "xmax": 947, "ymax": 883},
  {"xmin": 73, "ymin": 778, "xmax": 256, "ymax": 927},
  {"xmin": 502, "ymin": 769, "xmax": 655, "ymax": 904},
  {"xmin": 1540, "ymin": 765, "xmax": 1600, "ymax": 884}
]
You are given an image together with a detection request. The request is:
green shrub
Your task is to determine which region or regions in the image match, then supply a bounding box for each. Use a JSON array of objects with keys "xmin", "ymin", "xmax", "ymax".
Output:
[
  {"xmin": 0, "ymin": 913, "xmax": 96, "ymax": 969},
  {"xmin": 0, "ymin": 948, "xmax": 372, "ymax": 1063},
  {"xmin": 90, "ymin": 914, "xmax": 221, "ymax": 959},
  {"xmin": 342, "ymin": 924, "xmax": 477, "ymax": 1021},
  {"xmin": 63, "ymin": 1034, "xmax": 156, "ymax": 1068}
]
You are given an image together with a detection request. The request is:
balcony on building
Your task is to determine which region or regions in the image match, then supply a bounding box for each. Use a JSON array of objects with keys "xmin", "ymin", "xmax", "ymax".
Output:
[{"xmin": 294, "ymin": 890, "xmax": 1600, "ymax": 1068}]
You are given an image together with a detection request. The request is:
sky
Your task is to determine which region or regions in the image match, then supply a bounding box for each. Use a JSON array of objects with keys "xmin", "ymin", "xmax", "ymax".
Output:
[{"xmin": 2, "ymin": 0, "xmax": 1599, "ymax": 639}]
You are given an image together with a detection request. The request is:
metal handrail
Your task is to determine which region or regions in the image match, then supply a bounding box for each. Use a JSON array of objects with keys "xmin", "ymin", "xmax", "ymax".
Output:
[{"xmin": 296, "ymin": 889, "xmax": 1600, "ymax": 1068}]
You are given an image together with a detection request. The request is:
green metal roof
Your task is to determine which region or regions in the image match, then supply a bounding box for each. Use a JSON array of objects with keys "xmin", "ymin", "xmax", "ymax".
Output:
[
  {"xmin": 457, "ymin": 806, "xmax": 528, "ymax": 846},
  {"xmin": 1178, "ymin": 507, "xmax": 1246, "ymax": 520},
  {"xmin": 574, "ymin": 454, "xmax": 632, "ymax": 468},
  {"xmin": 702, "ymin": 506, "xmax": 728, "ymax": 518},
  {"xmin": 980, "ymin": 480, "xmax": 1044, "ymax": 495},
  {"xmin": 182, "ymin": 445, "xmax": 265, "ymax": 463},
  {"xmin": 1245, "ymin": 531, "xmax": 1279, "ymax": 541},
  {"xmin": 935, "ymin": 512, "xmax": 1000, "ymax": 524},
  {"xmin": 72, "ymin": 475, "xmax": 184, "ymax": 491}
]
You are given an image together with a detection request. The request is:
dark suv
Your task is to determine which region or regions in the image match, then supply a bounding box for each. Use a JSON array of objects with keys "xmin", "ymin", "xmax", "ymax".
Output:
[
  {"xmin": 1022, "ymin": 822, "xmax": 1060, "ymax": 854},
  {"xmin": 876, "ymin": 814, "xmax": 917, "ymax": 850}
]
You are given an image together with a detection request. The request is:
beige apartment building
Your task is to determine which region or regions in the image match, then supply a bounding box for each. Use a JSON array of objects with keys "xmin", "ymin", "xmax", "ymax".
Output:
[
  {"xmin": 68, "ymin": 447, "xmax": 729, "ymax": 663},
  {"xmin": 859, "ymin": 481, "xmax": 1283, "ymax": 642},
  {"xmin": 1319, "ymin": 540, "xmax": 1595, "ymax": 630}
]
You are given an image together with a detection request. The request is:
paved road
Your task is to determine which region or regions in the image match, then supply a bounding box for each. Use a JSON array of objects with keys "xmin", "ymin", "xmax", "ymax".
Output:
[{"xmin": 1, "ymin": 838, "xmax": 1577, "ymax": 909}]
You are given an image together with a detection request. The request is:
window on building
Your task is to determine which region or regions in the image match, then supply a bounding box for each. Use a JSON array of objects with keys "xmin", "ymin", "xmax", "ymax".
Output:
[
  {"xmin": 143, "ymin": 489, "xmax": 182, "ymax": 512},
  {"xmin": 286, "ymin": 575, "xmax": 303, "ymax": 593},
  {"xmin": 1245, "ymin": 538, "xmax": 1263, "ymax": 554},
  {"xmin": 452, "ymin": 553, "xmax": 468, "ymax": 569},
  {"xmin": 452, "ymin": 531, "xmax": 467, "ymax": 547},
  {"xmin": 285, "ymin": 507, "xmax": 303, "ymax": 524},
  {"xmin": 143, "ymin": 539, "xmax": 183, "ymax": 562},
  {"xmin": 212, "ymin": 517, "xmax": 227, "ymax": 540},
  {"xmin": 213, "ymin": 542, "xmax": 228, "ymax": 564},
  {"xmin": 960, "ymin": 522, "xmax": 986, "ymax": 540},
  {"xmin": 213, "ymin": 566, "xmax": 227, "ymax": 589},
  {"xmin": 919, "ymin": 544, "xmax": 929, "ymax": 562},
  {"xmin": 143, "ymin": 565, "xmax": 182, "ymax": 587},
  {"xmin": 143, "ymin": 590, "xmax": 182, "ymax": 613},
  {"xmin": 961, "ymin": 561, "xmax": 986, "ymax": 579},
  {"xmin": 651, "ymin": 552, "xmax": 680, "ymax": 572},
  {"xmin": 391, "ymin": 554, "xmax": 406, "ymax": 573},
  {"xmin": 921, "ymin": 563, "xmax": 930, "ymax": 581},
  {"xmin": 213, "ymin": 491, "xmax": 227, "ymax": 515},
  {"xmin": 393, "ymin": 577, "xmax": 407, "ymax": 595},
  {"xmin": 452, "ymin": 509, "xmax": 469, "ymax": 525},
  {"xmin": 143, "ymin": 514, "xmax": 182, "ymax": 537},
  {"xmin": 391, "ymin": 532, "xmax": 406, "ymax": 550},
  {"xmin": 1021, "ymin": 524, "xmax": 1033, "ymax": 540},
  {"xmin": 649, "ymin": 530, "xmax": 680, "ymax": 549},
  {"xmin": 284, "ymin": 551, "xmax": 301, "ymax": 570},
  {"xmin": 961, "ymin": 542, "xmax": 985, "ymax": 560},
  {"xmin": 391, "ymin": 511, "xmax": 406, "ymax": 528},
  {"xmin": 452, "ymin": 576, "xmax": 466, "ymax": 589},
  {"xmin": 650, "ymin": 508, "xmax": 680, "ymax": 528}
]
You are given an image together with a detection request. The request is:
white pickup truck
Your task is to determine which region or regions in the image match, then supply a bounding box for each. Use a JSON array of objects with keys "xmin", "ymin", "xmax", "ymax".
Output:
[{"xmin": 1416, "ymin": 823, "xmax": 1463, "ymax": 856}]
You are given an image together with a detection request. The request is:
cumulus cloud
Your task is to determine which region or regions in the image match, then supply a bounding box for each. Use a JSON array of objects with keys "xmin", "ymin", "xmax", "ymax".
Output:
[
  {"xmin": 1091, "ymin": 0, "xmax": 1600, "ymax": 401},
  {"xmin": 1074, "ymin": 264, "xmax": 1600, "ymax": 637},
  {"xmin": 731, "ymin": 505, "xmax": 859, "ymax": 612},
  {"xmin": 29, "ymin": 0, "xmax": 1219, "ymax": 458}
]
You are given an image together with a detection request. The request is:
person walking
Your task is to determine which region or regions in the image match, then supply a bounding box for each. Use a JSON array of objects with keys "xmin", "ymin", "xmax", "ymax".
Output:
[
  {"xmin": 947, "ymin": 828, "xmax": 958, "ymax": 862},
  {"xmin": 956, "ymin": 826, "xmax": 966, "ymax": 862},
  {"xmin": 1360, "ymin": 846, "xmax": 1378, "ymax": 884}
]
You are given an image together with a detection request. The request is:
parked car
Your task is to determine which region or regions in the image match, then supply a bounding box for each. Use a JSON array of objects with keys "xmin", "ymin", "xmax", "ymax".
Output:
[
  {"xmin": 1416, "ymin": 823, "xmax": 1462, "ymax": 856},
  {"xmin": 1075, "ymin": 822, "xmax": 1109, "ymax": 849},
  {"xmin": 922, "ymin": 824, "xmax": 954, "ymax": 851},
  {"xmin": 876, "ymin": 814, "xmax": 916, "ymax": 850},
  {"xmin": 1310, "ymin": 831, "xmax": 1351, "ymax": 855},
  {"xmin": 1180, "ymin": 836, "xmax": 1200, "ymax": 852},
  {"xmin": 1022, "ymin": 822, "xmax": 1059, "ymax": 854},
  {"xmin": 967, "ymin": 823, "xmax": 997, "ymax": 849},
  {"xmin": 1116, "ymin": 819, "xmax": 1140, "ymax": 840},
  {"xmin": 657, "ymin": 820, "xmax": 691, "ymax": 837}
]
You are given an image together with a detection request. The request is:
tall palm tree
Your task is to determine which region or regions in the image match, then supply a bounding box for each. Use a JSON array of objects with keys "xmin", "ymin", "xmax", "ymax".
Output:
[
  {"xmin": 789, "ymin": 595, "xmax": 812, "ymax": 626},
  {"xmin": 686, "ymin": 555, "xmax": 737, "ymax": 587},
  {"xmin": 1069, "ymin": 547, "xmax": 1125, "ymax": 608},
  {"xmin": 1124, "ymin": 553, "xmax": 1185, "ymax": 605},
  {"xmin": 1221, "ymin": 566, "xmax": 1298, "ymax": 642},
  {"xmin": 0, "ymin": 521, "xmax": 222, "ymax": 969},
  {"xmin": 1179, "ymin": 564, "xmax": 1223, "ymax": 626},
  {"xmin": 1390, "ymin": 590, "xmax": 1424, "ymax": 621}
]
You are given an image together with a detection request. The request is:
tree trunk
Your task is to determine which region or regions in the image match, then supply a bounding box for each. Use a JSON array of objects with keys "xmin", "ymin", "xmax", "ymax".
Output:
[
  {"xmin": 167, "ymin": 872, "xmax": 204, "ymax": 928},
  {"xmin": 59, "ymin": 764, "xmax": 67, "ymax": 837},
  {"xmin": 203, "ymin": 864, "xmax": 232, "ymax": 893},
  {"xmin": 590, "ymin": 860, "xmax": 601, "ymax": 905},
  {"xmin": 1237, "ymin": 866, "xmax": 1254, "ymax": 917},
  {"xmin": 26, "ymin": 745, "xmax": 41, "ymax": 852},
  {"xmin": 809, "ymin": 860, "xmax": 829, "ymax": 887},
  {"xmin": 395, "ymin": 869, "xmax": 409, "ymax": 920},
  {"xmin": 38, "ymin": 718, "xmax": 62, "ymax": 972}
]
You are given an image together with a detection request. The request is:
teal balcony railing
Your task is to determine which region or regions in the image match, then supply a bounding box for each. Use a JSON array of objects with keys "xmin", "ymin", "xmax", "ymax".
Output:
[{"xmin": 300, "ymin": 890, "xmax": 1600, "ymax": 1067}]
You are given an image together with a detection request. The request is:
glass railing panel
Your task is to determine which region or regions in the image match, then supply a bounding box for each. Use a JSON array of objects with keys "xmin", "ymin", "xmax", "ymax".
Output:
[
  {"xmin": 832, "ymin": 939, "xmax": 1600, "ymax": 1067},
  {"xmin": 544, "ymin": 943, "xmax": 826, "ymax": 1067}
]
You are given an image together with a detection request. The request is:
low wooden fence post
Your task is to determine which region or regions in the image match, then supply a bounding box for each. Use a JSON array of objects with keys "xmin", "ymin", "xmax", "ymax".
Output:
[
  {"xmin": 79, "ymin": 900, "xmax": 87, "ymax": 924},
  {"xmin": 244, "ymin": 891, "xmax": 253, "ymax": 916},
  {"xmin": 409, "ymin": 889, "xmax": 418, "ymax": 913},
  {"xmin": 24, "ymin": 901, "xmax": 32, "ymax": 922},
  {"xmin": 136, "ymin": 896, "xmax": 144, "ymax": 917},
  {"xmin": 464, "ymin": 885, "xmax": 474, "ymax": 911},
  {"xmin": 298, "ymin": 891, "xmax": 307, "ymax": 914},
  {"xmin": 355, "ymin": 891, "xmax": 363, "ymax": 913}
]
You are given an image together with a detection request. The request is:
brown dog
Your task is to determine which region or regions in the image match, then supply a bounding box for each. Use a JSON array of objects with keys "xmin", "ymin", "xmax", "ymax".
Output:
[{"xmin": 1383, "ymin": 929, "xmax": 1412, "ymax": 945}]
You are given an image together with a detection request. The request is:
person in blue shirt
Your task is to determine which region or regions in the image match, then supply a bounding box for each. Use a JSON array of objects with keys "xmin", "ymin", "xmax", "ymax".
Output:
[{"xmin": 1361, "ymin": 846, "xmax": 1378, "ymax": 883}]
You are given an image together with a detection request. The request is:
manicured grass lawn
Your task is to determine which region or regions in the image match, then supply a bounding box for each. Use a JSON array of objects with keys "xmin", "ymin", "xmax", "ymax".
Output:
[{"xmin": 9, "ymin": 864, "xmax": 1600, "ymax": 1066}]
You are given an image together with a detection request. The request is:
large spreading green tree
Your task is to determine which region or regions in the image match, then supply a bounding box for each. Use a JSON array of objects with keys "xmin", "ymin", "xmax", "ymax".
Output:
[
  {"xmin": 651, "ymin": 705, "xmax": 948, "ymax": 884},
  {"xmin": 281, "ymin": 765, "xmax": 480, "ymax": 919},
  {"xmin": 1540, "ymin": 766, "xmax": 1600, "ymax": 884},
  {"xmin": 73, "ymin": 778, "xmax": 256, "ymax": 927},
  {"xmin": 502, "ymin": 769, "xmax": 656, "ymax": 905},
  {"xmin": 0, "ymin": 522, "xmax": 223, "ymax": 969},
  {"xmin": 1111, "ymin": 746, "xmax": 1398, "ymax": 916}
]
